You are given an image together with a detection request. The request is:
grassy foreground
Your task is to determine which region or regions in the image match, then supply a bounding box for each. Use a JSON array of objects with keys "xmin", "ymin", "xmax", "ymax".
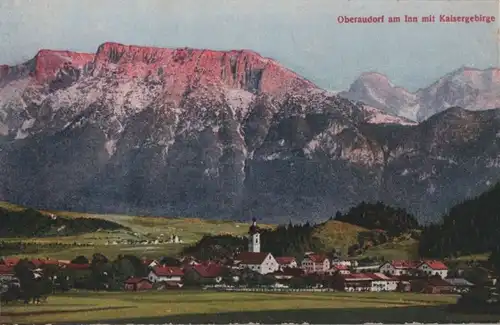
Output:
[{"xmin": 1, "ymin": 291, "xmax": 500, "ymax": 324}]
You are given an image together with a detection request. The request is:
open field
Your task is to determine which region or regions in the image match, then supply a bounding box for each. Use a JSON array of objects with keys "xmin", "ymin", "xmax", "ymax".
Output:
[
  {"xmin": 312, "ymin": 220, "xmax": 368, "ymax": 253},
  {"xmin": 3, "ymin": 201, "xmax": 476, "ymax": 262},
  {"xmin": 0, "ymin": 201, "xmax": 274, "ymax": 259},
  {"xmin": 2, "ymin": 291, "xmax": 500, "ymax": 324},
  {"xmin": 359, "ymin": 238, "xmax": 420, "ymax": 260}
]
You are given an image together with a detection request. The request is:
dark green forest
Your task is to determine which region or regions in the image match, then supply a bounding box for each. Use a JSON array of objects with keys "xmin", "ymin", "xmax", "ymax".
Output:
[
  {"xmin": 334, "ymin": 201, "xmax": 421, "ymax": 236},
  {"xmin": 0, "ymin": 207, "xmax": 127, "ymax": 237},
  {"xmin": 418, "ymin": 182, "xmax": 500, "ymax": 258},
  {"xmin": 182, "ymin": 222, "xmax": 324, "ymax": 260}
]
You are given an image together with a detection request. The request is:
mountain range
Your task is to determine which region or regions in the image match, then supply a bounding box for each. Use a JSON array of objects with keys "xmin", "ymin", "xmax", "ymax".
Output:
[
  {"xmin": 339, "ymin": 67, "xmax": 500, "ymax": 122},
  {"xmin": 1, "ymin": 42, "xmax": 500, "ymax": 224}
]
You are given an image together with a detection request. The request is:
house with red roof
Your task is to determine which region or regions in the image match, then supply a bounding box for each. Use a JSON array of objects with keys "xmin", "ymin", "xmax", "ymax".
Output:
[
  {"xmin": 379, "ymin": 260, "xmax": 421, "ymax": 276},
  {"xmin": 148, "ymin": 266, "xmax": 184, "ymax": 283},
  {"xmin": 234, "ymin": 252, "xmax": 279, "ymax": 274},
  {"xmin": 379, "ymin": 260, "xmax": 449, "ymax": 278},
  {"xmin": 328, "ymin": 264, "xmax": 351, "ymax": 275},
  {"xmin": 416, "ymin": 260, "xmax": 449, "ymax": 278},
  {"xmin": 301, "ymin": 254, "xmax": 330, "ymax": 274},
  {"xmin": 275, "ymin": 257, "xmax": 298, "ymax": 269},
  {"xmin": 30, "ymin": 258, "xmax": 46, "ymax": 268},
  {"xmin": 184, "ymin": 263, "xmax": 227, "ymax": 285},
  {"xmin": 410, "ymin": 277, "xmax": 455, "ymax": 294},
  {"xmin": 270, "ymin": 267, "xmax": 305, "ymax": 280},
  {"xmin": 0, "ymin": 265, "xmax": 15, "ymax": 281},
  {"xmin": 124, "ymin": 277, "xmax": 153, "ymax": 291},
  {"xmin": 0, "ymin": 257, "xmax": 20, "ymax": 267},
  {"xmin": 333, "ymin": 272, "xmax": 399, "ymax": 292}
]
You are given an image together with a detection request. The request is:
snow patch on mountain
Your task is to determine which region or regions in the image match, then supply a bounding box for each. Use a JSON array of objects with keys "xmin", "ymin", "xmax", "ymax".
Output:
[{"xmin": 361, "ymin": 105, "xmax": 417, "ymax": 125}]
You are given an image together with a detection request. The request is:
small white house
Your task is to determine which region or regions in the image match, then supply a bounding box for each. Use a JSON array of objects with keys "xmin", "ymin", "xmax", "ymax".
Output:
[
  {"xmin": 417, "ymin": 261, "xmax": 448, "ymax": 278},
  {"xmin": 328, "ymin": 264, "xmax": 351, "ymax": 275},
  {"xmin": 275, "ymin": 257, "xmax": 298, "ymax": 269},
  {"xmin": 331, "ymin": 259, "xmax": 353, "ymax": 267},
  {"xmin": 234, "ymin": 252, "xmax": 279, "ymax": 275},
  {"xmin": 301, "ymin": 254, "xmax": 330, "ymax": 274},
  {"xmin": 148, "ymin": 266, "xmax": 184, "ymax": 283},
  {"xmin": 0, "ymin": 265, "xmax": 15, "ymax": 282},
  {"xmin": 370, "ymin": 273, "xmax": 399, "ymax": 292},
  {"xmin": 341, "ymin": 273, "xmax": 398, "ymax": 292},
  {"xmin": 379, "ymin": 260, "xmax": 419, "ymax": 276}
]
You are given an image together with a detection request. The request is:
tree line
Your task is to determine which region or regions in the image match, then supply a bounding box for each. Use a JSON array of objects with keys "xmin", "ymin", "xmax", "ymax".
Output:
[
  {"xmin": 418, "ymin": 182, "xmax": 500, "ymax": 260},
  {"xmin": 0, "ymin": 207, "xmax": 127, "ymax": 237},
  {"xmin": 334, "ymin": 201, "xmax": 421, "ymax": 236}
]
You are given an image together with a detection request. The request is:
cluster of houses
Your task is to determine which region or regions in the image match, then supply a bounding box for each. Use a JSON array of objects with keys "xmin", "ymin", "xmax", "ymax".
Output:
[
  {"xmin": 0, "ymin": 219, "xmax": 495, "ymax": 294},
  {"xmin": 104, "ymin": 235, "xmax": 182, "ymax": 246}
]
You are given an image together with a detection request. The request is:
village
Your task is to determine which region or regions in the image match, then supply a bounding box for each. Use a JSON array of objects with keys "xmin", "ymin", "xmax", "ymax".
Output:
[{"xmin": 1, "ymin": 219, "xmax": 496, "ymax": 299}]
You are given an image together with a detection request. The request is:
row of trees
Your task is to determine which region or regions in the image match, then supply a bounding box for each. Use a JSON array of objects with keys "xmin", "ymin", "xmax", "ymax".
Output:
[
  {"xmin": 0, "ymin": 207, "xmax": 126, "ymax": 237},
  {"xmin": 334, "ymin": 201, "xmax": 421, "ymax": 236},
  {"xmin": 182, "ymin": 222, "xmax": 324, "ymax": 260},
  {"xmin": 1, "ymin": 253, "xmax": 154, "ymax": 304}
]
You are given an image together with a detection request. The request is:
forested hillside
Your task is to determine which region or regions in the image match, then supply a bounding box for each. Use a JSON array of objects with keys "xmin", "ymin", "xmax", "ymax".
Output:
[
  {"xmin": 0, "ymin": 205, "xmax": 126, "ymax": 237},
  {"xmin": 418, "ymin": 182, "xmax": 500, "ymax": 258},
  {"xmin": 334, "ymin": 201, "xmax": 421, "ymax": 236},
  {"xmin": 183, "ymin": 202, "xmax": 421, "ymax": 260}
]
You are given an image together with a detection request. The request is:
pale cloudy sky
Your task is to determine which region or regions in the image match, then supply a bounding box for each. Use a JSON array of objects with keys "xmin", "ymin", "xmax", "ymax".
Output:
[{"xmin": 0, "ymin": 0, "xmax": 497, "ymax": 91}]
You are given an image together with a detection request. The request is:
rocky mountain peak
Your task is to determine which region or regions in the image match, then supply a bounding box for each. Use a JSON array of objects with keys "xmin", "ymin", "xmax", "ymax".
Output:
[
  {"xmin": 91, "ymin": 42, "xmax": 317, "ymax": 98},
  {"xmin": 341, "ymin": 71, "xmax": 417, "ymax": 119},
  {"xmin": 31, "ymin": 49, "xmax": 95, "ymax": 83},
  {"xmin": 341, "ymin": 67, "xmax": 500, "ymax": 122}
]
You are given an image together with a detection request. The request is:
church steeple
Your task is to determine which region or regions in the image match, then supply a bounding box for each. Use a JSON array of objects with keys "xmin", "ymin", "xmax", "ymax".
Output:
[{"xmin": 248, "ymin": 217, "xmax": 260, "ymax": 253}]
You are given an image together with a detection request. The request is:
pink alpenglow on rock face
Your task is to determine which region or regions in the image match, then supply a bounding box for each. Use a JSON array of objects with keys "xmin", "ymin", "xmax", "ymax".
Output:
[
  {"xmin": 91, "ymin": 42, "xmax": 316, "ymax": 97},
  {"xmin": 0, "ymin": 42, "xmax": 317, "ymax": 105},
  {"xmin": 32, "ymin": 50, "xmax": 96, "ymax": 83}
]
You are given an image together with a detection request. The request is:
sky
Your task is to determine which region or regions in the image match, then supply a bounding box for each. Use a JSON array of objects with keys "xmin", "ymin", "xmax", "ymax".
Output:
[{"xmin": 0, "ymin": 0, "xmax": 498, "ymax": 91}]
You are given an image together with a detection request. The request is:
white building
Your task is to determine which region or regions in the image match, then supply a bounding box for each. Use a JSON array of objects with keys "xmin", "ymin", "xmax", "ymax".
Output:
[
  {"xmin": 234, "ymin": 252, "xmax": 280, "ymax": 274},
  {"xmin": 331, "ymin": 259, "xmax": 354, "ymax": 267},
  {"xmin": 248, "ymin": 218, "xmax": 260, "ymax": 253},
  {"xmin": 148, "ymin": 266, "xmax": 184, "ymax": 283},
  {"xmin": 232, "ymin": 218, "xmax": 279, "ymax": 275},
  {"xmin": 328, "ymin": 264, "xmax": 351, "ymax": 275},
  {"xmin": 379, "ymin": 260, "xmax": 449, "ymax": 279},
  {"xmin": 0, "ymin": 265, "xmax": 14, "ymax": 282},
  {"xmin": 416, "ymin": 260, "xmax": 449, "ymax": 278},
  {"xmin": 341, "ymin": 273, "xmax": 398, "ymax": 292},
  {"xmin": 379, "ymin": 260, "xmax": 420, "ymax": 276},
  {"xmin": 369, "ymin": 273, "xmax": 399, "ymax": 292},
  {"xmin": 301, "ymin": 254, "xmax": 330, "ymax": 274},
  {"xmin": 275, "ymin": 257, "xmax": 298, "ymax": 269}
]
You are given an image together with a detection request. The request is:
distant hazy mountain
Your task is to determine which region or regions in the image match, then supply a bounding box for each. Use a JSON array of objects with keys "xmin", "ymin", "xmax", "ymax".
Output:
[{"xmin": 339, "ymin": 67, "xmax": 500, "ymax": 122}]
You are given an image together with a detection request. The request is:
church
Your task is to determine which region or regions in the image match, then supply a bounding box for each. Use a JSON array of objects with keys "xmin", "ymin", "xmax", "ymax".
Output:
[{"xmin": 233, "ymin": 218, "xmax": 280, "ymax": 274}]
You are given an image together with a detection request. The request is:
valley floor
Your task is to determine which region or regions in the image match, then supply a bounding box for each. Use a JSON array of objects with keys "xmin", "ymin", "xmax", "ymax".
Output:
[{"xmin": 1, "ymin": 291, "xmax": 499, "ymax": 324}]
